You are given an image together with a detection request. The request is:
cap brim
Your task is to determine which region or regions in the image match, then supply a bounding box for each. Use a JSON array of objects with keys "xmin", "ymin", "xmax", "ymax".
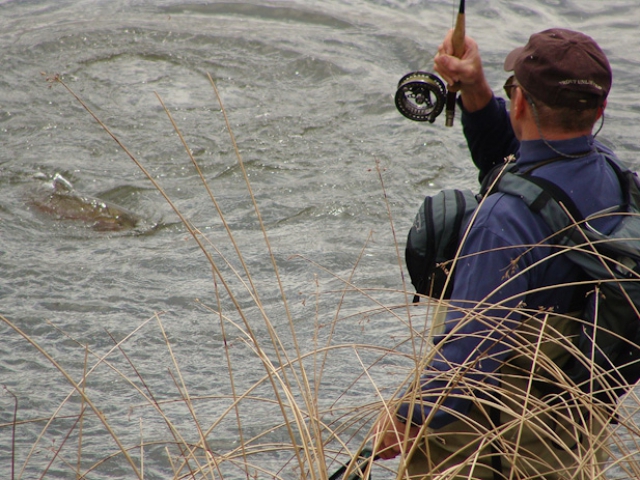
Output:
[{"xmin": 504, "ymin": 46, "xmax": 524, "ymax": 71}]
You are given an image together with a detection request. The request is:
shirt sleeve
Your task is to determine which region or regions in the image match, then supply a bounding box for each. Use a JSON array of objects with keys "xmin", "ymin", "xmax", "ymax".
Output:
[
  {"xmin": 397, "ymin": 198, "xmax": 539, "ymax": 429},
  {"xmin": 395, "ymin": 96, "xmax": 529, "ymax": 429},
  {"xmin": 460, "ymin": 95, "xmax": 520, "ymax": 182}
]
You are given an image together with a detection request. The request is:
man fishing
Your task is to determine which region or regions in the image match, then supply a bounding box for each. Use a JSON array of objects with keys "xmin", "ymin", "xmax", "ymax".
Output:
[{"xmin": 372, "ymin": 28, "xmax": 623, "ymax": 479}]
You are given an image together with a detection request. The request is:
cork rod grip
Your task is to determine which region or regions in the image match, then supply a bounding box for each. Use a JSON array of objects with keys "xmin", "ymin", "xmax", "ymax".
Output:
[{"xmin": 445, "ymin": 0, "xmax": 465, "ymax": 127}]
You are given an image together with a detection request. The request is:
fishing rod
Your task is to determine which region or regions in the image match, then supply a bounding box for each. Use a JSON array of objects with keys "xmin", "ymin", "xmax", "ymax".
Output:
[
  {"xmin": 329, "ymin": 10, "xmax": 467, "ymax": 477},
  {"xmin": 328, "ymin": 448, "xmax": 377, "ymax": 480},
  {"xmin": 395, "ymin": 0, "xmax": 466, "ymax": 126}
]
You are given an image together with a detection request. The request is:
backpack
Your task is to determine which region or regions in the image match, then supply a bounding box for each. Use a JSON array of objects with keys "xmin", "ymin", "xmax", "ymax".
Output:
[
  {"xmin": 405, "ymin": 155, "xmax": 640, "ymax": 400},
  {"xmin": 497, "ymin": 156, "xmax": 640, "ymax": 401},
  {"xmin": 405, "ymin": 189, "xmax": 479, "ymax": 303}
]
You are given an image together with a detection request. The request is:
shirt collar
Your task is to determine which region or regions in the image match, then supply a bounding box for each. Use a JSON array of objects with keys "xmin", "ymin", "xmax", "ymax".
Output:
[{"xmin": 517, "ymin": 135, "xmax": 596, "ymax": 166}]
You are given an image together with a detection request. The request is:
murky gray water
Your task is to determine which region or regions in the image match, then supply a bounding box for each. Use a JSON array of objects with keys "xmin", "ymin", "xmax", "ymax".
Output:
[{"xmin": 1, "ymin": 0, "xmax": 640, "ymax": 478}]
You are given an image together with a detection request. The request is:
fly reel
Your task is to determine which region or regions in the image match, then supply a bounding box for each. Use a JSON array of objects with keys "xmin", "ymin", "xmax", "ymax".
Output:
[{"xmin": 395, "ymin": 71, "xmax": 447, "ymax": 123}]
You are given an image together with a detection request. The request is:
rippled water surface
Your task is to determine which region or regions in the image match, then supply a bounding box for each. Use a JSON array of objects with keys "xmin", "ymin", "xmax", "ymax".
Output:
[{"xmin": 1, "ymin": 0, "xmax": 640, "ymax": 477}]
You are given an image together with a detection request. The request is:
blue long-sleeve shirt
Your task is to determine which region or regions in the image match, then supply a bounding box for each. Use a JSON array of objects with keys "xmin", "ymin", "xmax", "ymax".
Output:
[{"xmin": 398, "ymin": 95, "xmax": 624, "ymax": 429}]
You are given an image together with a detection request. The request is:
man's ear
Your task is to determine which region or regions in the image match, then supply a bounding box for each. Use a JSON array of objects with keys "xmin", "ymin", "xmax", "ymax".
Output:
[
  {"xmin": 512, "ymin": 88, "xmax": 528, "ymax": 120},
  {"xmin": 595, "ymin": 100, "xmax": 607, "ymax": 121}
]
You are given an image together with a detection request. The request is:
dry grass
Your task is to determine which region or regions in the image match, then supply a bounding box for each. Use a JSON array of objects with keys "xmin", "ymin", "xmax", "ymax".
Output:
[{"xmin": 2, "ymin": 74, "xmax": 640, "ymax": 479}]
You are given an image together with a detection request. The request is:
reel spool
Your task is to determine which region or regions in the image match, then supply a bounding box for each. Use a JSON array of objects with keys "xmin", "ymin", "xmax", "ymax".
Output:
[{"xmin": 395, "ymin": 71, "xmax": 447, "ymax": 123}]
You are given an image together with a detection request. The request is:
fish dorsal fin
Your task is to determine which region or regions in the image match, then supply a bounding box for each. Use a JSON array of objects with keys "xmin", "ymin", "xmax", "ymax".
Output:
[{"xmin": 52, "ymin": 173, "xmax": 74, "ymax": 193}]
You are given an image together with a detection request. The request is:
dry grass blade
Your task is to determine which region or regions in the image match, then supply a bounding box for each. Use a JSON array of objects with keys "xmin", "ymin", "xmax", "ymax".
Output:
[
  {"xmin": 0, "ymin": 314, "xmax": 142, "ymax": 479},
  {"xmin": 76, "ymin": 345, "xmax": 88, "ymax": 479},
  {"xmin": 4, "ymin": 385, "xmax": 18, "ymax": 480}
]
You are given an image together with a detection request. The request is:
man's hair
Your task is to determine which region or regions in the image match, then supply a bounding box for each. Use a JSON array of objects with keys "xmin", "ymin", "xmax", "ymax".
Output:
[{"xmin": 526, "ymin": 91, "xmax": 601, "ymax": 133}]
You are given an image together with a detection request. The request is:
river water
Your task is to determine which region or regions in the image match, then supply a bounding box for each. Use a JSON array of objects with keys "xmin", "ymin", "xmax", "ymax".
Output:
[{"xmin": 1, "ymin": 0, "xmax": 640, "ymax": 478}]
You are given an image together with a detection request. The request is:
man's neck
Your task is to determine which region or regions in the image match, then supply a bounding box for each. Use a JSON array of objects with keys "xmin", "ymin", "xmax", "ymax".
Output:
[{"xmin": 520, "ymin": 121, "xmax": 592, "ymax": 141}]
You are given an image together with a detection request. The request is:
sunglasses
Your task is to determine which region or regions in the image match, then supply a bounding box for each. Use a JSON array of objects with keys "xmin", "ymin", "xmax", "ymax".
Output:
[{"xmin": 503, "ymin": 75, "xmax": 519, "ymax": 100}]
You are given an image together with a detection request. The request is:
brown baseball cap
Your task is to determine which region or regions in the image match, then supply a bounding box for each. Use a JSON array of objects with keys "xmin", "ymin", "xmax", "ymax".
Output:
[{"xmin": 504, "ymin": 28, "xmax": 612, "ymax": 110}]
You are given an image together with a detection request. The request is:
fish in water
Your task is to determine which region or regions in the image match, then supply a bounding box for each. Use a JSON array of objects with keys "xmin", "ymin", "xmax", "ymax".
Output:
[{"xmin": 29, "ymin": 173, "xmax": 143, "ymax": 232}]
